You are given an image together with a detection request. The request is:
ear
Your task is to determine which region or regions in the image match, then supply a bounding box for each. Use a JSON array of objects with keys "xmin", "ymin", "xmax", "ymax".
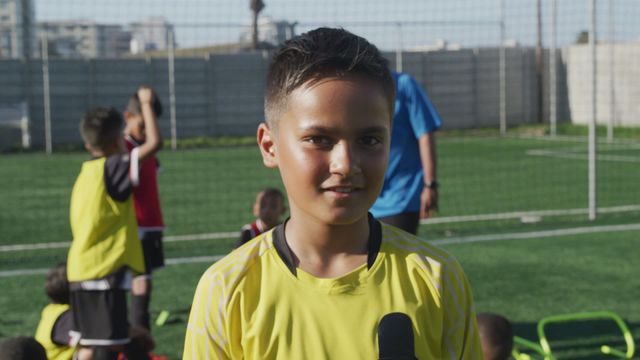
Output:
[
  {"xmin": 252, "ymin": 200, "xmax": 260, "ymax": 217},
  {"xmin": 257, "ymin": 122, "xmax": 278, "ymax": 168}
]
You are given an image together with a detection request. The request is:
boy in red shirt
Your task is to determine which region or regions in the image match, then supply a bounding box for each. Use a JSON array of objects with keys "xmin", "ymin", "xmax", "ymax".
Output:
[
  {"xmin": 123, "ymin": 87, "xmax": 165, "ymax": 333},
  {"xmin": 236, "ymin": 187, "xmax": 286, "ymax": 248}
]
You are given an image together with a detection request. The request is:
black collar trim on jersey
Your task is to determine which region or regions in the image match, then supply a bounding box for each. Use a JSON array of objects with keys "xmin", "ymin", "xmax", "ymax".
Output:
[
  {"xmin": 272, "ymin": 213, "xmax": 382, "ymax": 277},
  {"xmin": 273, "ymin": 224, "xmax": 297, "ymax": 275}
]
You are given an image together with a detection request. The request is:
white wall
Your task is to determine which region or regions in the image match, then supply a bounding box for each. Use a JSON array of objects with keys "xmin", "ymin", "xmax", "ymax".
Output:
[{"xmin": 566, "ymin": 43, "xmax": 640, "ymax": 127}]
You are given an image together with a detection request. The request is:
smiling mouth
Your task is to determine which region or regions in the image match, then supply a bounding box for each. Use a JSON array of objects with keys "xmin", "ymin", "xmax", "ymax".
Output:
[
  {"xmin": 323, "ymin": 186, "xmax": 362, "ymax": 194},
  {"xmin": 334, "ymin": 187, "xmax": 353, "ymax": 193}
]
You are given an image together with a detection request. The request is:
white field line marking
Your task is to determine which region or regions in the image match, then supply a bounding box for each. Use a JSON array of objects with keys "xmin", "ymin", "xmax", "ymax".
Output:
[
  {"xmin": 508, "ymin": 134, "xmax": 640, "ymax": 145},
  {"xmin": 0, "ymin": 242, "xmax": 71, "ymax": 252},
  {"xmin": 166, "ymin": 232, "xmax": 238, "ymax": 242},
  {"xmin": 431, "ymin": 223, "xmax": 640, "ymax": 246},
  {"xmin": 165, "ymin": 255, "xmax": 224, "ymax": 265},
  {"xmin": 419, "ymin": 204, "xmax": 640, "ymax": 225},
  {"xmin": 3, "ymin": 206, "xmax": 640, "ymax": 252},
  {"xmin": 0, "ymin": 231, "xmax": 239, "ymax": 252},
  {"xmin": 0, "ymin": 268, "xmax": 50, "ymax": 277},
  {"xmin": 527, "ymin": 148, "xmax": 640, "ymax": 163},
  {"xmin": 441, "ymin": 133, "xmax": 640, "ymax": 146},
  {"xmin": 3, "ymin": 223, "xmax": 640, "ymax": 278},
  {"xmin": 0, "ymin": 255, "xmax": 225, "ymax": 278}
]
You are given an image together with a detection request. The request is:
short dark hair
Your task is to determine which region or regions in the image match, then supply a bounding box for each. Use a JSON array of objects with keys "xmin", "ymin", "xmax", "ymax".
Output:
[
  {"xmin": 477, "ymin": 313, "xmax": 514, "ymax": 360},
  {"xmin": 79, "ymin": 107, "xmax": 124, "ymax": 150},
  {"xmin": 45, "ymin": 262, "xmax": 69, "ymax": 304},
  {"xmin": 0, "ymin": 337, "xmax": 47, "ymax": 360},
  {"xmin": 260, "ymin": 187, "xmax": 284, "ymax": 201},
  {"xmin": 265, "ymin": 27, "xmax": 395, "ymax": 128},
  {"xmin": 126, "ymin": 90, "xmax": 163, "ymax": 117}
]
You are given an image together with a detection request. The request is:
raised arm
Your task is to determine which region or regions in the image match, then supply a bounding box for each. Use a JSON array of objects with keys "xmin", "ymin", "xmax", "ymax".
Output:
[{"xmin": 135, "ymin": 86, "xmax": 163, "ymax": 162}]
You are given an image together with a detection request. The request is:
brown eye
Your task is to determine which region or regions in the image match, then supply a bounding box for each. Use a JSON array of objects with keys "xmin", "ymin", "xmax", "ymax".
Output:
[
  {"xmin": 305, "ymin": 136, "xmax": 333, "ymax": 147},
  {"xmin": 359, "ymin": 136, "xmax": 382, "ymax": 146}
]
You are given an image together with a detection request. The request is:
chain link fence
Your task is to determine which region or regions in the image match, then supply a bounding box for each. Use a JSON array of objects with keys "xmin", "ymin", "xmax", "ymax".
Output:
[{"xmin": 1, "ymin": 0, "xmax": 639, "ymax": 244}]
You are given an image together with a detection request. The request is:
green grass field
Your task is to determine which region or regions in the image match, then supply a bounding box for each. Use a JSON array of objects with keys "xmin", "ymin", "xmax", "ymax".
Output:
[
  {"xmin": 1, "ymin": 135, "xmax": 639, "ymax": 358},
  {"xmin": 1, "ymin": 229, "xmax": 638, "ymax": 359},
  {"xmin": 2, "ymin": 135, "xmax": 639, "ymax": 247}
]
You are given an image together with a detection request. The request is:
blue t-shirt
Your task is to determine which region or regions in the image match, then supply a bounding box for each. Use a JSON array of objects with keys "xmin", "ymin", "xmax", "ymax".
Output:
[{"xmin": 371, "ymin": 72, "xmax": 442, "ymax": 218}]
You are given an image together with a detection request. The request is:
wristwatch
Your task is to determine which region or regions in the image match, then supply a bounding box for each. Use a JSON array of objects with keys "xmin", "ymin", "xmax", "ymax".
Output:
[{"xmin": 424, "ymin": 180, "xmax": 439, "ymax": 189}]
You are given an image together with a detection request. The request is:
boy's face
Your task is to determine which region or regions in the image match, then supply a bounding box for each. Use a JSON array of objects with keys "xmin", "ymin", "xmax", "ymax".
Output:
[
  {"xmin": 258, "ymin": 76, "xmax": 390, "ymax": 226},
  {"xmin": 254, "ymin": 193, "xmax": 285, "ymax": 227}
]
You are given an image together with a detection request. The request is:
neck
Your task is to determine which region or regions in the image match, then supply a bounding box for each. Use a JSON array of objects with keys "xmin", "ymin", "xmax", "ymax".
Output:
[
  {"xmin": 95, "ymin": 146, "xmax": 122, "ymax": 158},
  {"xmin": 284, "ymin": 212, "xmax": 370, "ymax": 278},
  {"xmin": 124, "ymin": 129, "xmax": 142, "ymax": 142},
  {"xmin": 89, "ymin": 149, "xmax": 104, "ymax": 157}
]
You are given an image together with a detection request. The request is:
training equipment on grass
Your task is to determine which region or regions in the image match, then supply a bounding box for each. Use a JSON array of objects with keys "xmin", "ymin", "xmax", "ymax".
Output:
[
  {"xmin": 538, "ymin": 311, "xmax": 635, "ymax": 359},
  {"xmin": 512, "ymin": 311, "xmax": 635, "ymax": 360},
  {"xmin": 155, "ymin": 310, "xmax": 170, "ymax": 327}
]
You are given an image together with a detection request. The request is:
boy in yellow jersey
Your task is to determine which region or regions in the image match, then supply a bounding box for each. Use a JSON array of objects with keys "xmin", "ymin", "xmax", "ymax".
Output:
[
  {"xmin": 34, "ymin": 263, "xmax": 76, "ymax": 360},
  {"xmin": 184, "ymin": 28, "xmax": 482, "ymax": 359},
  {"xmin": 68, "ymin": 87, "xmax": 161, "ymax": 360}
]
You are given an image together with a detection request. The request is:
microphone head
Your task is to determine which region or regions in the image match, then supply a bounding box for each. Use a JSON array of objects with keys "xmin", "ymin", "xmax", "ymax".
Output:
[{"xmin": 378, "ymin": 312, "xmax": 416, "ymax": 360}]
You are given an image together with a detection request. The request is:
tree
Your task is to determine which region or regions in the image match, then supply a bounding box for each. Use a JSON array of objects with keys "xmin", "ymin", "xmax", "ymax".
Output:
[
  {"xmin": 250, "ymin": 0, "xmax": 265, "ymax": 50},
  {"xmin": 575, "ymin": 30, "xmax": 589, "ymax": 44}
]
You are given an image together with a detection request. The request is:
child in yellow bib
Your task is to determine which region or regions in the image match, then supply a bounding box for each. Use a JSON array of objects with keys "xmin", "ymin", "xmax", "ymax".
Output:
[
  {"xmin": 34, "ymin": 263, "xmax": 76, "ymax": 360},
  {"xmin": 68, "ymin": 87, "xmax": 162, "ymax": 360},
  {"xmin": 183, "ymin": 28, "xmax": 482, "ymax": 359}
]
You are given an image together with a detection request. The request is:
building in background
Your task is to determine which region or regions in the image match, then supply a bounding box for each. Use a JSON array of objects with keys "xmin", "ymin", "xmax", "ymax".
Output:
[
  {"xmin": 38, "ymin": 20, "xmax": 131, "ymax": 58},
  {"xmin": 409, "ymin": 39, "xmax": 463, "ymax": 52},
  {"xmin": 129, "ymin": 17, "xmax": 175, "ymax": 54},
  {"xmin": 0, "ymin": 0, "xmax": 36, "ymax": 58},
  {"xmin": 239, "ymin": 17, "xmax": 296, "ymax": 47}
]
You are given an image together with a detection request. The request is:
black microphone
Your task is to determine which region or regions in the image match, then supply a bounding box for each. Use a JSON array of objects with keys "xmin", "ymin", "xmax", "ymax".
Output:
[{"xmin": 378, "ymin": 312, "xmax": 418, "ymax": 360}]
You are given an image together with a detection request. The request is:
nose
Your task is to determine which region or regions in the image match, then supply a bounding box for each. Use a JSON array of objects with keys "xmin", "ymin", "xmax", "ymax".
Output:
[{"xmin": 329, "ymin": 141, "xmax": 361, "ymax": 176}]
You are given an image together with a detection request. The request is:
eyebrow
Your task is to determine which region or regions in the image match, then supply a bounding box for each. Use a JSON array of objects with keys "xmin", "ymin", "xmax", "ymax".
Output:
[{"xmin": 299, "ymin": 125, "xmax": 388, "ymax": 134}]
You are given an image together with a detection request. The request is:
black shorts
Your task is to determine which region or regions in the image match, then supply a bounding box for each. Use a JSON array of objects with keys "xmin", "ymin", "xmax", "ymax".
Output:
[
  {"xmin": 70, "ymin": 288, "xmax": 130, "ymax": 346},
  {"xmin": 140, "ymin": 230, "xmax": 165, "ymax": 274}
]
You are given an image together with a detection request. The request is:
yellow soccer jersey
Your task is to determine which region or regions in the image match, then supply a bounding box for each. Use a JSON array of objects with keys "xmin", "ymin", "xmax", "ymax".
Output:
[
  {"xmin": 35, "ymin": 303, "xmax": 75, "ymax": 360},
  {"xmin": 184, "ymin": 216, "xmax": 482, "ymax": 359},
  {"xmin": 67, "ymin": 156, "xmax": 144, "ymax": 282}
]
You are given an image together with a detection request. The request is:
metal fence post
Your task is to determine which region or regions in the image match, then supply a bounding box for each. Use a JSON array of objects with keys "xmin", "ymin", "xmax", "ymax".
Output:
[
  {"xmin": 395, "ymin": 22, "xmax": 403, "ymax": 73},
  {"xmin": 87, "ymin": 58, "xmax": 95, "ymax": 108},
  {"xmin": 499, "ymin": 0, "xmax": 506, "ymax": 135},
  {"xmin": 205, "ymin": 53, "xmax": 216, "ymax": 137},
  {"xmin": 41, "ymin": 33, "xmax": 52, "ymax": 154},
  {"xmin": 607, "ymin": 0, "xmax": 615, "ymax": 142},
  {"xmin": 588, "ymin": 0, "xmax": 597, "ymax": 220},
  {"xmin": 549, "ymin": 0, "xmax": 557, "ymax": 137},
  {"xmin": 168, "ymin": 28, "xmax": 177, "ymax": 151}
]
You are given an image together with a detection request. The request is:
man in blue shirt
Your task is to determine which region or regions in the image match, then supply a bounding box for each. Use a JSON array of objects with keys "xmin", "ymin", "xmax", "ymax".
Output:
[{"xmin": 371, "ymin": 71, "xmax": 442, "ymax": 234}]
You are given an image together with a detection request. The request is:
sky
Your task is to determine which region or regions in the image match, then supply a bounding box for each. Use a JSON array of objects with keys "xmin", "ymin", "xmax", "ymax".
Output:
[{"xmin": 35, "ymin": 0, "xmax": 640, "ymax": 51}]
